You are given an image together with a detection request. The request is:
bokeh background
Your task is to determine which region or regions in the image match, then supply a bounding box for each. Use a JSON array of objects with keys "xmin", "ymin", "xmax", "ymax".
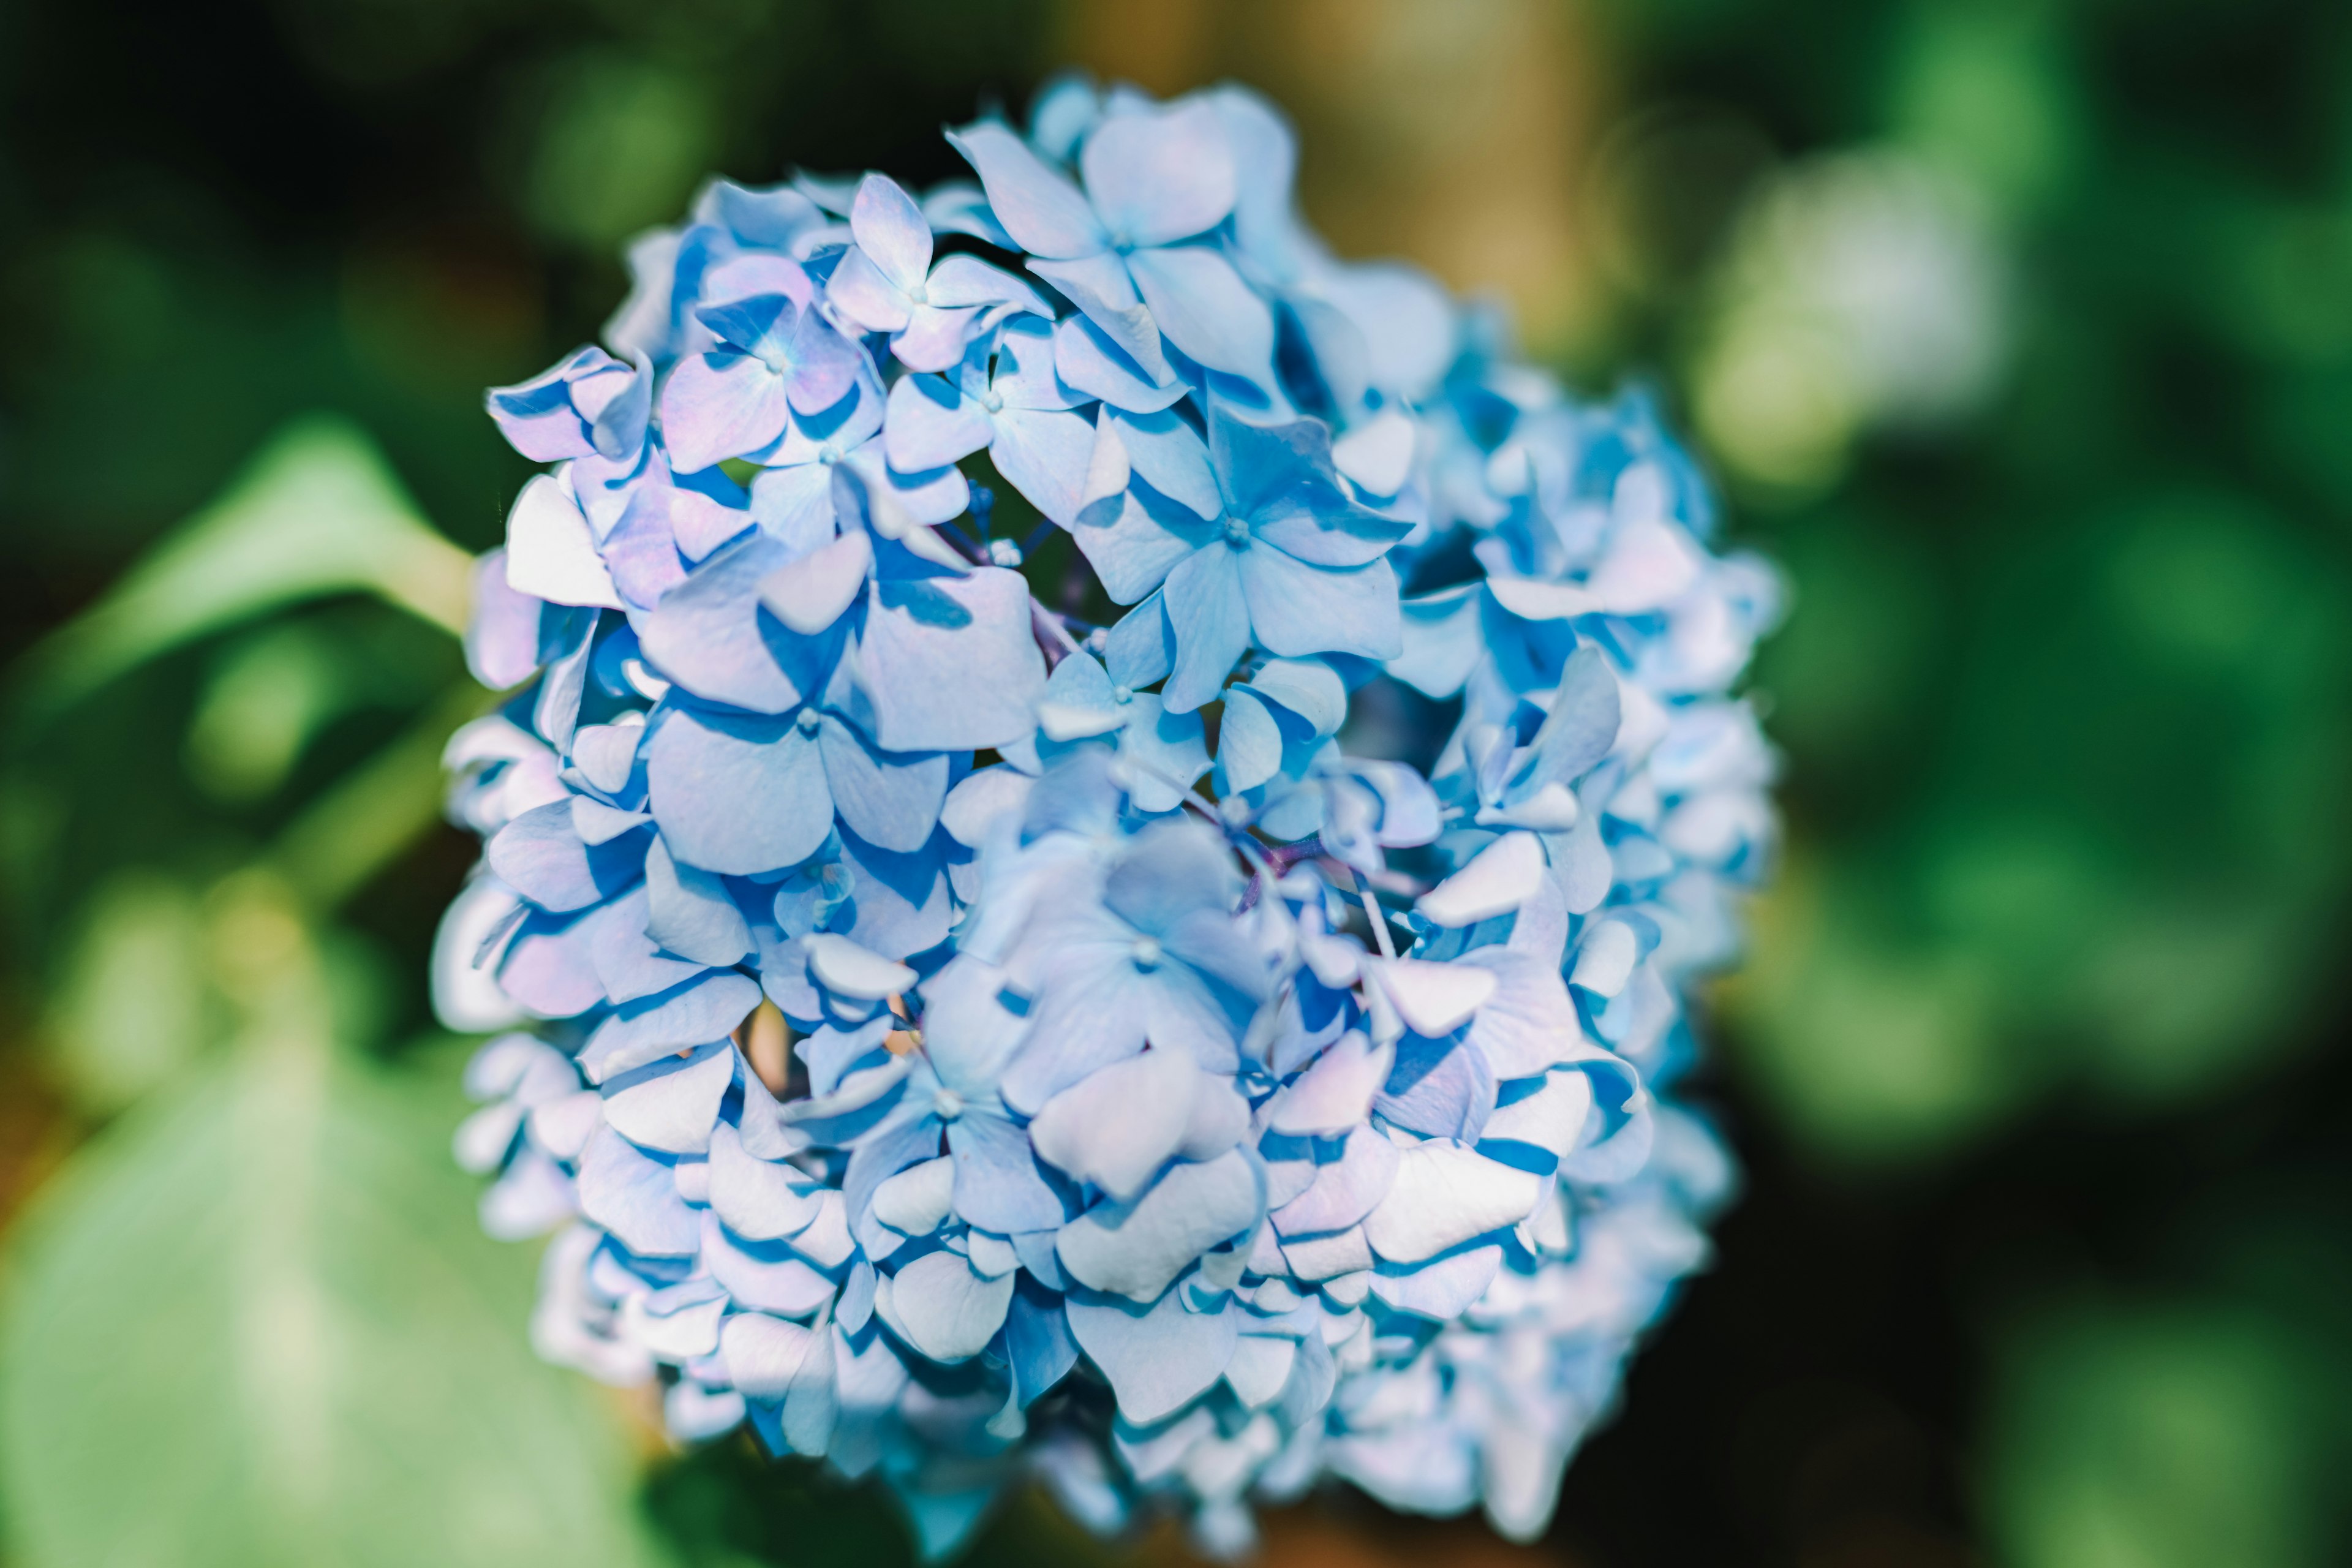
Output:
[{"xmin": 4, "ymin": 0, "xmax": 2350, "ymax": 1564}]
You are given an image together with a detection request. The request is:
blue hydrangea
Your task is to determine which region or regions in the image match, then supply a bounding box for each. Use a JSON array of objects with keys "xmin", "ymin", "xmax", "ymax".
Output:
[{"xmin": 437, "ymin": 73, "xmax": 1780, "ymax": 1560}]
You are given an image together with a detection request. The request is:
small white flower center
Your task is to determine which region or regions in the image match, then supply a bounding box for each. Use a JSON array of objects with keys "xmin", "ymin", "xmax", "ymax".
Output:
[
  {"xmin": 979, "ymin": 389, "xmax": 1004, "ymax": 414},
  {"xmin": 1130, "ymin": 936, "xmax": 1164, "ymax": 970},
  {"xmin": 1222, "ymin": 514, "xmax": 1252, "ymax": 548},
  {"xmin": 932, "ymin": 1087, "xmax": 965, "ymax": 1120},
  {"xmin": 796, "ymin": 709, "xmax": 823, "ymax": 735}
]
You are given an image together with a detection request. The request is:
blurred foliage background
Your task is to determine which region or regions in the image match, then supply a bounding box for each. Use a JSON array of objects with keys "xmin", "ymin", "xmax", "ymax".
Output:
[{"xmin": 3, "ymin": 0, "xmax": 2350, "ymax": 1564}]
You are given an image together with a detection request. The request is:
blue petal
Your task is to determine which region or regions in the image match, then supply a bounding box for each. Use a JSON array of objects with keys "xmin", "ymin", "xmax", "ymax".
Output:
[
  {"xmin": 830, "ymin": 829, "xmax": 956, "ymax": 960},
  {"xmin": 1054, "ymin": 314, "xmax": 1185, "ymax": 412},
  {"xmin": 659, "ymin": 350, "xmax": 793, "ymax": 474},
  {"xmin": 637, "ymin": 534, "xmax": 805, "ymax": 714},
  {"xmin": 1373, "ymin": 1035, "xmax": 1497, "ymax": 1144},
  {"xmin": 1216, "ymin": 687, "xmax": 1282, "ymax": 794},
  {"xmin": 1387, "ymin": 586, "xmax": 1483, "ymax": 698},
  {"xmin": 946, "ymin": 121, "xmax": 1106, "ymax": 258},
  {"xmin": 946, "ymin": 1110, "xmax": 1067, "ymax": 1233},
  {"xmin": 1115, "ymin": 693, "xmax": 1210, "ymax": 814},
  {"xmin": 1070, "ymin": 489, "xmax": 1208, "ymax": 606},
  {"xmin": 1065, "ymin": 1284, "xmax": 1237, "ymax": 1425},
  {"xmin": 815, "ymin": 714, "xmax": 946, "ymax": 853},
  {"xmin": 1159, "ymin": 544, "xmax": 1251, "ymax": 713},
  {"xmin": 884, "ymin": 372, "xmax": 995, "ymax": 472},
  {"xmin": 584, "ymin": 886, "xmax": 703, "ymax": 1003},
  {"xmin": 485, "ymin": 799, "xmax": 647, "ymax": 913},
  {"xmin": 1104, "ymin": 592, "xmax": 1177, "ymax": 688},
  {"xmin": 1004, "ymin": 1281, "xmax": 1080, "ymax": 1406},
  {"xmin": 1029, "ymin": 252, "xmax": 1166, "ymax": 384},
  {"xmin": 578, "ymin": 970, "xmax": 763, "ymax": 1082},
  {"xmin": 601, "ymin": 1040, "xmax": 736, "ymax": 1154},
  {"xmin": 1056, "ymin": 1148, "xmax": 1262, "ymax": 1302},
  {"xmin": 1109, "ymin": 409, "xmax": 1219, "ymax": 519},
  {"xmin": 1241, "ymin": 656, "xmax": 1347, "ymax": 737},
  {"xmin": 988, "ymin": 407, "xmax": 1096, "ymax": 526},
  {"xmin": 1237, "ymin": 548, "xmax": 1401, "ymax": 660},
  {"xmin": 884, "ymin": 1250, "xmax": 1014, "ymax": 1362},
  {"xmin": 644, "ymin": 835, "xmax": 755, "ymax": 966},
  {"xmin": 853, "ymin": 567, "xmax": 1047, "ymax": 752},
  {"xmin": 703, "ymin": 1212, "xmax": 840, "ymax": 1316},
  {"xmin": 849, "ymin": 173, "xmax": 932, "ymax": 293},
  {"xmin": 576, "ymin": 1124, "xmax": 698, "ymax": 1256},
  {"xmin": 1125, "ymin": 245, "xmax": 1274, "ymax": 387},
  {"xmin": 1527, "ymin": 644, "xmax": 1622, "ymax": 790},
  {"xmin": 1078, "ymin": 100, "xmax": 1235, "ymax": 248},
  {"xmin": 647, "ymin": 704, "xmax": 835, "ymax": 875}
]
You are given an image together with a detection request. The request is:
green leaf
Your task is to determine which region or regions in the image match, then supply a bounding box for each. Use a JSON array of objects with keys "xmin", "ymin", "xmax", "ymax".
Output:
[
  {"xmin": 0, "ymin": 1035, "xmax": 671, "ymax": 1568},
  {"xmin": 14, "ymin": 415, "xmax": 473, "ymax": 718},
  {"xmin": 1985, "ymin": 1300, "xmax": 2327, "ymax": 1568},
  {"xmin": 42, "ymin": 871, "xmax": 214, "ymax": 1115},
  {"xmin": 266, "ymin": 682, "xmax": 491, "ymax": 913}
]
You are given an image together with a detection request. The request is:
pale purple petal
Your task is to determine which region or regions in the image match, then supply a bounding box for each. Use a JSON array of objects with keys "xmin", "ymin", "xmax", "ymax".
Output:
[
  {"xmin": 946, "ymin": 122, "xmax": 1107, "ymax": 259},
  {"xmin": 660, "ymin": 352, "xmax": 793, "ymax": 473},
  {"xmin": 1079, "ymin": 100, "xmax": 1236, "ymax": 248},
  {"xmin": 647, "ymin": 705, "xmax": 834, "ymax": 874},
  {"xmin": 884, "ymin": 372, "xmax": 995, "ymax": 473},
  {"xmin": 849, "ymin": 173, "xmax": 933, "ymax": 293}
]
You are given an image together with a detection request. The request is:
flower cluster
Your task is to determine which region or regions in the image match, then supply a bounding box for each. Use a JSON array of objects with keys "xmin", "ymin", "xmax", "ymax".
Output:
[{"xmin": 434, "ymin": 74, "xmax": 1779, "ymax": 1558}]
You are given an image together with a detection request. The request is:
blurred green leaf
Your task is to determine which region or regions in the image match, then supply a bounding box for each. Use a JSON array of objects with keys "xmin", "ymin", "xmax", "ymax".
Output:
[
  {"xmin": 0, "ymin": 878, "xmax": 667, "ymax": 1568},
  {"xmin": 184, "ymin": 624, "xmax": 356, "ymax": 803},
  {"xmin": 1985, "ymin": 1300, "xmax": 2334, "ymax": 1568},
  {"xmin": 42, "ymin": 872, "xmax": 214, "ymax": 1115},
  {"xmin": 15, "ymin": 415, "xmax": 472, "ymax": 717},
  {"xmin": 267, "ymin": 682, "xmax": 488, "ymax": 913}
]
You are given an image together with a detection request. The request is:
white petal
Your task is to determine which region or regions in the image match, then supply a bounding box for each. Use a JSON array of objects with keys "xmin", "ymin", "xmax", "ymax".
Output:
[
  {"xmin": 1371, "ymin": 958, "xmax": 1497, "ymax": 1038},
  {"xmin": 872, "ymin": 1155, "xmax": 956, "ymax": 1237},
  {"xmin": 886, "ymin": 1250, "xmax": 1016, "ymax": 1362},
  {"xmin": 720, "ymin": 1311, "xmax": 819, "ymax": 1400},
  {"xmin": 708, "ymin": 1121, "xmax": 823, "ymax": 1241},
  {"xmin": 756, "ymin": 527, "xmax": 871, "ymax": 635},
  {"xmin": 804, "ymin": 932, "xmax": 916, "ymax": 1000},
  {"xmin": 1360, "ymin": 1140, "xmax": 1542, "ymax": 1264},
  {"xmin": 1330, "ymin": 409, "xmax": 1417, "ymax": 497},
  {"xmin": 1027, "ymin": 1047, "xmax": 1197, "ymax": 1202},
  {"xmin": 1415, "ymin": 832, "xmax": 1544, "ymax": 927},
  {"xmin": 1056, "ymin": 1149, "xmax": 1262, "ymax": 1302},
  {"xmin": 1268, "ymin": 1031, "xmax": 1391, "ymax": 1137},
  {"xmin": 1569, "ymin": 919, "xmax": 1639, "ymax": 998},
  {"xmin": 505, "ymin": 474, "xmax": 624, "ymax": 609},
  {"xmin": 1223, "ymin": 1335, "xmax": 1297, "ymax": 1409}
]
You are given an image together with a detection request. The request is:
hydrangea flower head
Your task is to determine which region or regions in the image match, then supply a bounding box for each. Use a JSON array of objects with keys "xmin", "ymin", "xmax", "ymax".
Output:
[{"xmin": 438, "ymin": 74, "xmax": 1779, "ymax": 1560}]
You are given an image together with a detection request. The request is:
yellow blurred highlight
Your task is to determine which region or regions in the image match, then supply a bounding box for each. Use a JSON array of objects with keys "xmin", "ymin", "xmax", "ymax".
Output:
[{"xmin": 1058, "ymin": 0, "xmax": 1606, "ymax": 357}]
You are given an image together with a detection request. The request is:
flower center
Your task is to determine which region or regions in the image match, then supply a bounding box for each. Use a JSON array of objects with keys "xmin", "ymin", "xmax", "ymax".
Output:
[
  {"xmin": 979, "ymin": 389, "xmax": 1004, "ymax": 415},
  {"xmin": 817, "ymin": 442, "xmax": 842, "ymax": 466},
  {"xmin": 932, "ymin": 1087, "xmax": 965, "ymax": 1121},
  {"xmin": 1130, "ymin": 936, "xmax": 1164, "ymax": 970},
  {"xmin": 1221, "ymin": 514, "xmax": 1251, "ymax": 548},
  {"xmin": 796, "ymin": 709, "xmax": 823, "ymax": 736},
  {"xmin": 907, "ymin": 282, "xmax": 929, "ymax": 306},
  {"xmin": 1111, "ymin": 684, "xmax": 1133, "ymax": 704}
]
